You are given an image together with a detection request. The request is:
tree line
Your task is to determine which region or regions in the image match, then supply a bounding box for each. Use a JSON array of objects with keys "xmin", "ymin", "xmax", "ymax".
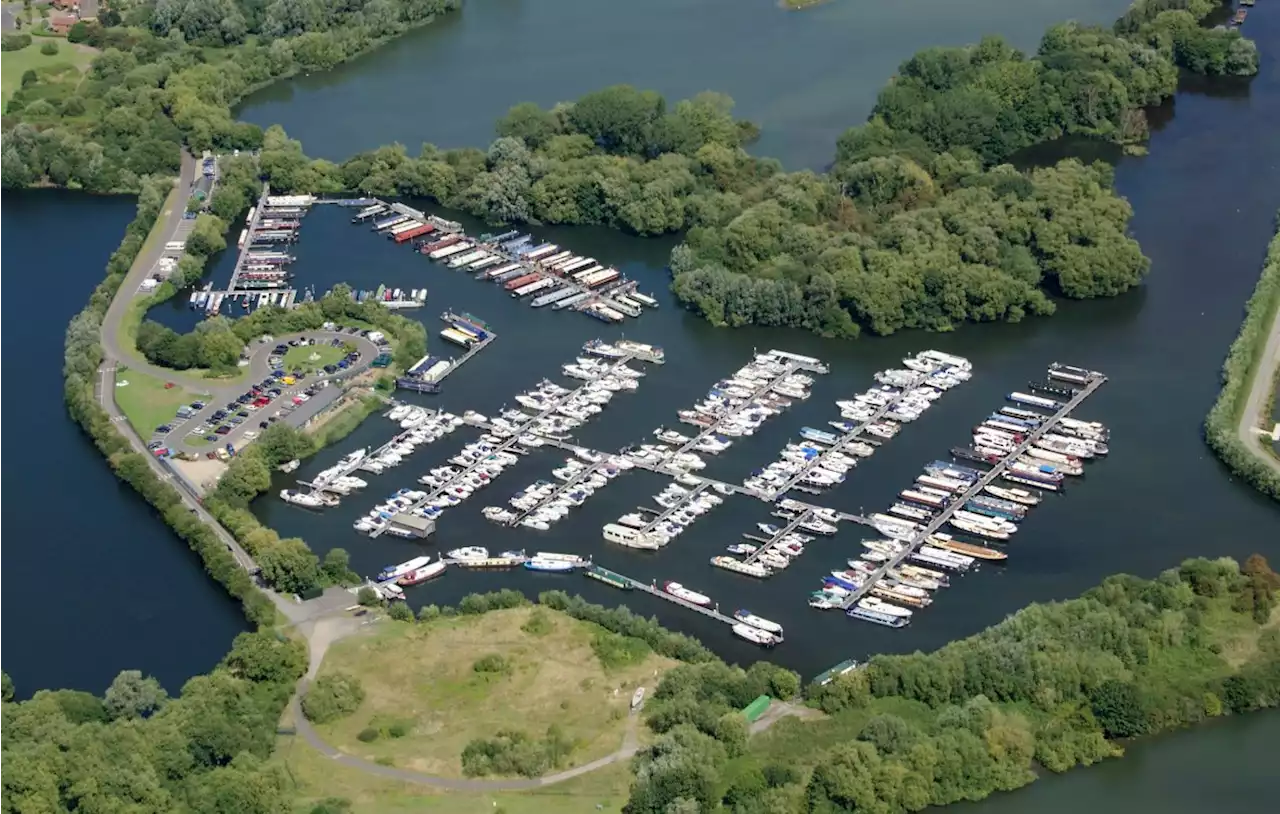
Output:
[
  {"xmin": 2, "ymin": 0, "xmax": 461, "ymax": 192},
  {"xmin": 624, "ymin": 555, "xmax": 1280, "ymax": 814},
  {"xmin": 1203, "ymin": 214, "xmax": 1280, "ymax": 501}
]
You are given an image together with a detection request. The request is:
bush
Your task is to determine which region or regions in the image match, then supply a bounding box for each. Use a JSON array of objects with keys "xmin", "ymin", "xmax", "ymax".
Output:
[
  {"xmin": 388, "ymin": 602, "xmax": 414, "ymax": 622},
  {"xmin": 538, "ymin": 591, "xmax": 715, "ymax": 662},
  {"xmin": 458, "ymin": 590, "xmax": 530, "ymax": 615},
  {"xmin": 521, "ymin": 608, "xmax": 553, "ymax": 636},
  {"xmin": 356, "ymin": 586, "xmax": 380, "ymax": 607},
  {"xmin": 301, "ymin": 673, "xmax": 366, "ymax": 724},
  {"xmin": 40, "ymin": 41, "xmax": 58, "ymax": 56},
  {"xmin": 387, "ymin": 719, "xmax": 412, "ymax": 738},
  {"xmin": 461, "ymin": 727, "xmax": 575, "ymax": 778},
  {"xmin": 418, "ymin": 604, "xmax": 442, "ymax": 622},
  {"xmin": 473, "ymin": 654, "xmax": 513, "ymax": 675},
  {"xmin": 591, "ymin": 629, "xmax": 652, "ymax": 670},
  {"xmin": 1, "ymin": 33, "xmax": 31, "ymax": 51},
  {"xmin": 356, "ymin": 727, "xmax": 380, "ymax": 743}
]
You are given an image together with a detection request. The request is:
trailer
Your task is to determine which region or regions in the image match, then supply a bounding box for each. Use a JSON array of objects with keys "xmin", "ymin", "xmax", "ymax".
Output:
[{"xmin": 514, "ymin": 278, "xmax": 555, "ymax": 297}]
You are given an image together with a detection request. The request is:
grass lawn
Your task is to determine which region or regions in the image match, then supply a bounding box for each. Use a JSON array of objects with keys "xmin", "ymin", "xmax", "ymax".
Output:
[
  {"xmin": 282, "ymin": 343, "xmax": 347, "ymax": 372},
  {"xmin": 311, "ymin": 607, "xmax": 677, "ymax": 779},
  {"xmin": 274, "ymin": 732, "xmax": 632, "ymax": 814},
  {"xmin": 1, "ymin": 42, "xmax": 93, "ymax": 103},
  {"xmin": 113, "ymin": 367, "xmax": 207, "ymax": 435}
]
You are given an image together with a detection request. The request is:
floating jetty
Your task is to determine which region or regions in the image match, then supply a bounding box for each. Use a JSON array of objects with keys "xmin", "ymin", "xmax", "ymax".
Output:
[
  {"xmin": 827, "ymin": 364, "xmax": 1109, "ymax": 623},
  {"xmin": 343, "ymin": 198, "xmax": 662, "ymax": 323},
  {"xmin": 396, "ymin": 311, "xmax": 496, "ymax": 393}
]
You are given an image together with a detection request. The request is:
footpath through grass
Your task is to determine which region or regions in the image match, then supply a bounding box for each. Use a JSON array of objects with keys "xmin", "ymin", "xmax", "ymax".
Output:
[
  {"xmin": 1, "ymin": 42, "xmax": 93, "ymax": 103},
  {"xmin": 113, "ymin": 367, "xmax": 207, "ymax": 435}
]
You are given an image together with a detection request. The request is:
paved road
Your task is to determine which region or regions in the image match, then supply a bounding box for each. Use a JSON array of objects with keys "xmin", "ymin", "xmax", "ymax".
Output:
[
  {"xmin": 135, "ymin": 330, "xmax": 383, "ymax": 454},
  {"xmin": 287, "ymin": 616, "xmax": 644, "ymax": 791},
  {"xmin": 1237, "ymin": 282, "xmax": 1280, "ymax": 474}
]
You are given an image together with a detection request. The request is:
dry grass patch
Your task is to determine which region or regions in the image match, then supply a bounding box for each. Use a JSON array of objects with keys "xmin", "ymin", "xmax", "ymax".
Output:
[
  {"xmin": 313, "ymin": 607, "xmax": 677, "ymax": 777},
  {"xmin": 1217, "ymin": 601, "xmax": 1280, "ymax": 669}
]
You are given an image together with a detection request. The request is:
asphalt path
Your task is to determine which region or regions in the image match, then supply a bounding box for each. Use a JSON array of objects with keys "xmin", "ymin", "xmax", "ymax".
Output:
[{"xmin": 1237, "ymin": 293, "xmax": 1280, "ymax": 473}]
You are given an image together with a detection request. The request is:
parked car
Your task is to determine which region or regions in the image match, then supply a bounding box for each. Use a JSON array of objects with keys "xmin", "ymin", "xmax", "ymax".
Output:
[
  {"xmin": 205, "ymin": 435, "xmax": 218, "ymax": 442},
  {"xmin": 259, "ymin": 421, "xmax": 270, "ymax": 429},
  {"xmin": 147, "ymin": 441, "xmax": 163, "ymax": 450},
  {"xmin": 229, "ymin": 418, "xmax": 243, "ymax": 426},
  {"xmin": 155, "ymin": 424, "xmax": 172, "ymax": 433},
  {"xmin": 236, "ymin": 410, "xmax": 249, "ymax": 418},
  {"xmin": 215, "ymin": 426, "xmax": 232, "ymax": 436},
  {"xmin": 323, "ymin": 364, "xmax": 337, "ymax": 374}
]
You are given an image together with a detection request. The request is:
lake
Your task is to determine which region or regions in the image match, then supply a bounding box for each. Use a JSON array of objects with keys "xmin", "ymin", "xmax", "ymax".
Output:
[
  {"xmin": 236, "ymin": 0, "xmax": 1136, "ymax": 170},
  {"xmin": 0, "ymin": 191, "xmax": 249, "ymax": 698}
]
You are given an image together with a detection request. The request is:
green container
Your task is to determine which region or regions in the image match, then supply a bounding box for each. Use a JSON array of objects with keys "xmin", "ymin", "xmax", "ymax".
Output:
[{"xmin": 741, "ymin": 695, "xmax": 771, "ymax": 723}]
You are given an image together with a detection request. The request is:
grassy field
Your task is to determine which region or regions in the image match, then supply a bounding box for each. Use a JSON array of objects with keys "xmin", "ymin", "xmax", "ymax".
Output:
[
  {"xmin": 274, "ymin": 731, "xmax": 633, "ymax": 814},
  {"xmin": 310, "ymin": 607, "xmax": 676, "ymax": 779},
  {"xmin": 282, "ymin": 343, "xmax": 346, "ymax": 372},
  {"xmin": 1, "ymin": 42, "xmax": 93, "ymax": 103},
  {"xmin": 113, "ymin": 367, "xmax": 206, "ymax": 435}
]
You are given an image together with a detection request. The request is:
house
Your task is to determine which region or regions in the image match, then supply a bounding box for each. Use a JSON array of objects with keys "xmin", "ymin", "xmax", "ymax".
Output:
[
  {"xmin": 48, "ymin": 13, "xmax": 78, "ymax": 34},
  {"xmin": 79, "ymin": 0, "xmax": 99, "ymax": 21}
]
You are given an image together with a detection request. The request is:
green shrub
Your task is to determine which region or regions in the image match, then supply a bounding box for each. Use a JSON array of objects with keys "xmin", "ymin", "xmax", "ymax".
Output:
[
  {"xmin": 40, "ymin": 41, "xmax": 58, "ymax": 56},
  {"xmin": 418, "ymin": 604, "xmax": 442, "ymax": 622},
  {"xmin": 387, "ymin": 720, "xmax": 412, "ymax": 738},
  {"xmin": 473, "ymin": 654, "xmax": 512, "ymax": 675},
  {"xmin": 521, "ymin": 608, "xmax": 553, "ymax": 636},
  {"xmin": 301, "ymin": 673, "xmax": 366, "ymax": 724},
  {"xmin": 388, "ymin": 602, "xmax": 414, "ymax": 622},
  {"xmin": 356, "ymin": 727, "xmax": 379, "ymax": 743},
  {"xmin": 1, "ymin": 33, "xmax": 31, "ymax": 51},
  {"xmin": 590, "ymin": 629, "xmax": 651, "ymax": 670},
  {"xmin": 356, "ymin": 586, "xmax": 380, "ymax": 607}
]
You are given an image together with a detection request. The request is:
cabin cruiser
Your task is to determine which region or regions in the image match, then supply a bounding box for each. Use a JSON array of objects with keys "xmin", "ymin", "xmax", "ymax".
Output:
[{"xmin": 447, "ymin": 547, "xmax": 490, "ymax": 561}]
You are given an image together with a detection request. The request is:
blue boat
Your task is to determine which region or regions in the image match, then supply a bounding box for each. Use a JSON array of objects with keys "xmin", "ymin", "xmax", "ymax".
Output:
[
  {"xmin": 524, "ymin": 559, "xmax": 575, "ymax": 573},
  {"xmin": 963, "ymin": 500, "xmax": 1024, "ymax": 521},
  {"xmin": 800, "ymin": 427, "xmax": 839, "ymax": 444},
  {"xmin": 824, "ymin": 575, "xmax": 861, "ymax": 591}
]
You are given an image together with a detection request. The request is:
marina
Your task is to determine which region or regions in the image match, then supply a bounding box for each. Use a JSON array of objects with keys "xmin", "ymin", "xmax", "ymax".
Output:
[
  {"xmin": 817, "ymin": 364, "xmax": 1110, "ymax": 624},
  {"xmin": 340, "ymin": 199, "xmax": 665, "ymax": 324}
]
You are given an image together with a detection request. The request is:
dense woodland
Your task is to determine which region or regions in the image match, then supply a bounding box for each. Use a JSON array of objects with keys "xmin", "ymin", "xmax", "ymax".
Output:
[{"xmin": 627, "ymin": 556, "xmax": 1280, "ymax": 814}]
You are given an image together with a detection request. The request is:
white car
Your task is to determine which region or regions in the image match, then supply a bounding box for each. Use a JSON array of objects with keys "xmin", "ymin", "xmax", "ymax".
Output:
[{"xmin": 243, "ymin": 431, "xmax": 259, "ymax": 441}]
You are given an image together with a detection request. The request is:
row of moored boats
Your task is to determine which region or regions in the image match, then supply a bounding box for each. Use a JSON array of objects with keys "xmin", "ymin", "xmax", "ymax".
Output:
[{"xmin": 812, "ymin": 362, "xmax": 1109, "ymax": 628}]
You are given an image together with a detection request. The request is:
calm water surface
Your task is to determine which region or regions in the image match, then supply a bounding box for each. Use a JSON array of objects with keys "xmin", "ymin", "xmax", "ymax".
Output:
[
  {"xmin": 237, "ymin": 0, "xmax": 1134, "ymax": 168},
  {"xmin": 0, "ymin": 191, "xmax": 248, "ymax": 697}
]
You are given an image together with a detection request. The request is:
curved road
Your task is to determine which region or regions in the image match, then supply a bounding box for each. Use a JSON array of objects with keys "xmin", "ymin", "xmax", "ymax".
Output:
[
  {"xmin": 1237, "ymin": 294, "xmax": 1280, "ymax": 474},
  {"xmin": 93, "ymin": 163, "xmax": 641, "ymax": 794},
  {"xmin": 288, "ymin": 616, "xmax": 643, "ymax": 791}
]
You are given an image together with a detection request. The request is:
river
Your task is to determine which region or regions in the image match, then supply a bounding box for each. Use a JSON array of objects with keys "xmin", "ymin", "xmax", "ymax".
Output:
[
  {"xmin": 0, "ymin": 191, "xmax": 248, "ymax": 698},
  {"xmin": 10, "ymin": 0, "xmax": 1280, "ymax": 803}
]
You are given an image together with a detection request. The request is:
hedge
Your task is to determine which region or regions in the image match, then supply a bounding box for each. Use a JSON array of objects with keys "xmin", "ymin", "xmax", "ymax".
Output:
[{"xmin": 1204, "ymin": 214, "xmax": 1280, "ymax": 501}]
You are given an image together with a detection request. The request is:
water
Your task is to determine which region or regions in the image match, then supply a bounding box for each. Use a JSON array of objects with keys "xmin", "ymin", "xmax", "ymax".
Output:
[
  {"xmin": 0, "ymin": 191, "xmax": 249, "ymax": 698},
  {"xmin": 236, "ymin": 0, "xmax": 1135, "ymax": 169}
]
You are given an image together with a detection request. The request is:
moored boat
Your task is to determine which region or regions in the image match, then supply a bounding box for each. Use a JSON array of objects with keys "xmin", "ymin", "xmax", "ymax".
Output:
[
  {"xmin": 377, "ymin": 555, "xmax": 433, "ymax": 582},
  {"xmin": 397, "ymin": 560, "xmax": 446, "ymax": 585},
  {"xmin": 733, "ymin": 610, "xmax": 783, "ymax": 636},
  {"xmin": 732, "ymin": 623, "xmax": 780, "ymax": 647},
  {"xmin": 927, "ymin": 534, "xmax": 1007, "ymax": 561},
  {"xmin": 664, "ymin": 581, "xmax": 712, "ymax": 606}
]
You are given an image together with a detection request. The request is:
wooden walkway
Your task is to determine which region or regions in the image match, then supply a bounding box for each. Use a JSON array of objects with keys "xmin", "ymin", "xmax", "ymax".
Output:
[{"xmin": 838, "ymin": 374, "xmax": 1109, "ymax": 608}]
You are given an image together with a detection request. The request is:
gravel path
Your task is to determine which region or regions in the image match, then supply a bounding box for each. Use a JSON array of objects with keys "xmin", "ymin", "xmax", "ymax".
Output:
[{"xmin": 1236, "ymin": 296, "xmax": 1280, "ymax": 474}]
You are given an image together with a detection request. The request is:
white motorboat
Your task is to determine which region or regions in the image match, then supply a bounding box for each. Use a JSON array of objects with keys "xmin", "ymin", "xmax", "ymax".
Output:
[{"xmin": 447, "ymin": 546, "xmax": 490, "ymax": 561}]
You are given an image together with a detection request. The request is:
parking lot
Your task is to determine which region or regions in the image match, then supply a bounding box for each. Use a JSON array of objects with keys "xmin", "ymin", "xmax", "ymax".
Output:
[{"xmin": 145, "ymin": 326, "xmax": 389, "ymax": 459}]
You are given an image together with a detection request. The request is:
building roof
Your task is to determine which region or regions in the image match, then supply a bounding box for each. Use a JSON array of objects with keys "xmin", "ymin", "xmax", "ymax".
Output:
[
  {"xmin": 389, "ymin": 514, "xmax": 436, "ymax": 535},
  {"xmin": 79, "ymin": 0, "xmax": 99, "ymax": 19}
]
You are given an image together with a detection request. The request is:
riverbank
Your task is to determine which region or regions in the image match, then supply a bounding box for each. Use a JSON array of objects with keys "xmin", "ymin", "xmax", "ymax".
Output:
[{"xmin": 1205, "ymin": 215, "xmax": 1280, "ymax": 500}]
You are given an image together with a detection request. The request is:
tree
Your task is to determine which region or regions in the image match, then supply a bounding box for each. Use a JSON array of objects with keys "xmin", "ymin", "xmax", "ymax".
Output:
[
  {"xmin": 103, "ymin": 670, "xmax": 168, "ymax": 720},
  {"xmin": 20, "ymin": 69, "xmax": 37, "ymax": 88},
  {"xmin": 223, "ymin": 631, "xmax": 307, "ymax": 684},
  {"xmin": 1088, "ymin": 679, "xmax": 1147, "ymax": 738},
  {"xmin": 2, "ymin": 671, "xmax": 13, "ymax": 702},
  {"xmin": 256, "ymin": 537, "xmax": 322, "ymax": 594},
  {"xmin": 388, "ymin": 602, "xmax": 414, "ymax": 622},
  {"xmin": 301, "ymin": 673, "xmax": 365, "ymax": 724},
  {"xmin": 357, "ymin": 586, "xmax": 380, "ymax": 606},
  {"xmin": 255, "ymin": 423, "xmax": 315, "ymax": 466},
  {"xmin": 39, "ymin": 40, "xmax": 57, "ymax": 56},
  {"xmin": 321, "ymin": 548, "xmax": 358, "ymax": 585}
]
